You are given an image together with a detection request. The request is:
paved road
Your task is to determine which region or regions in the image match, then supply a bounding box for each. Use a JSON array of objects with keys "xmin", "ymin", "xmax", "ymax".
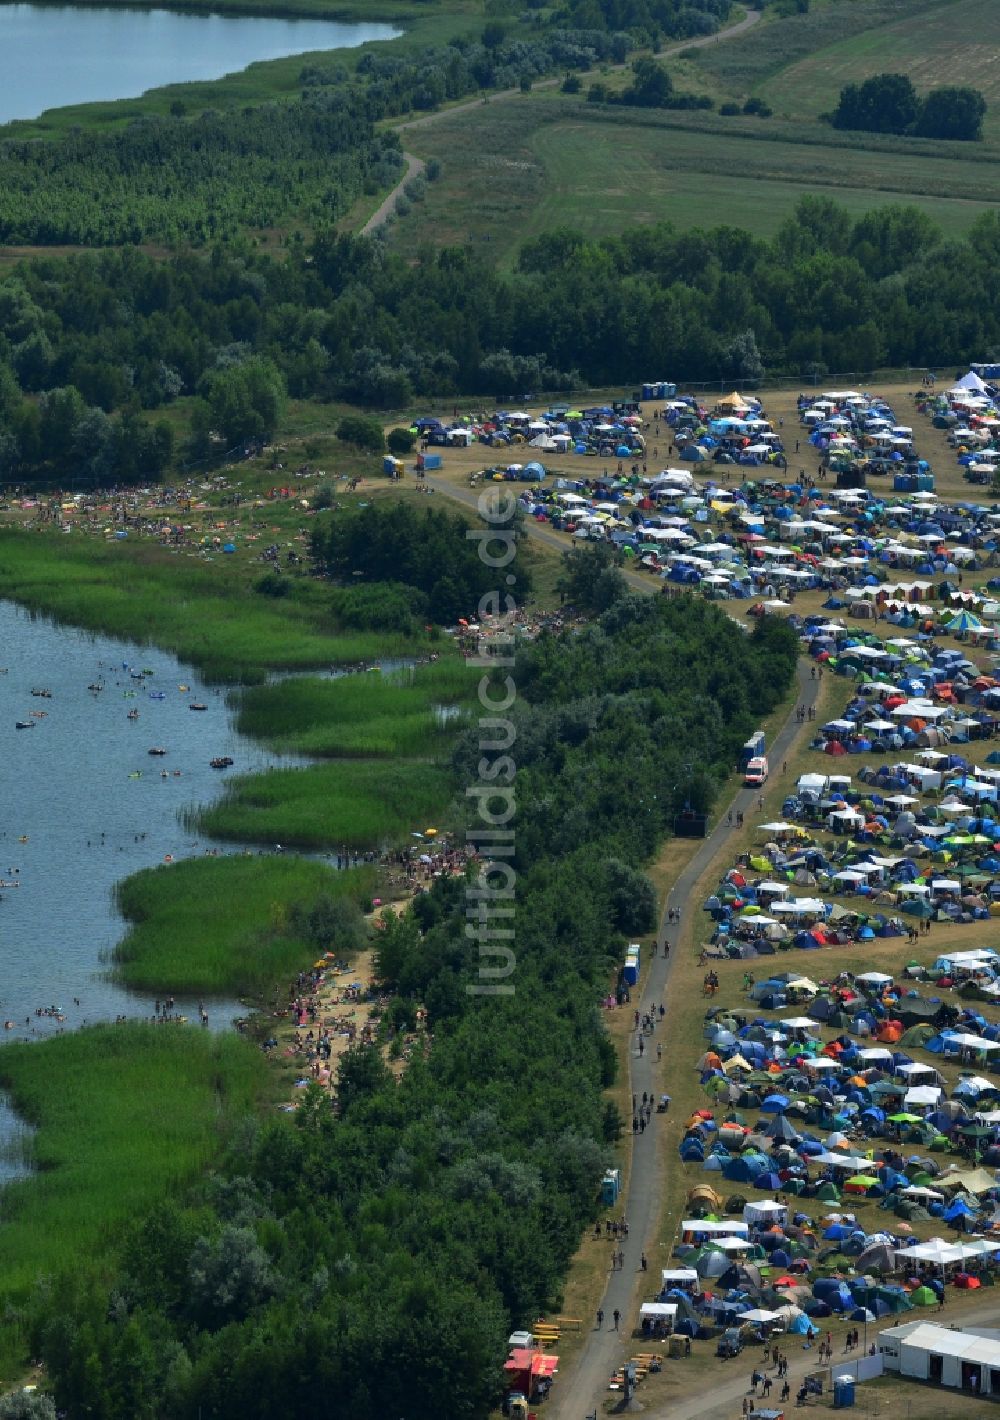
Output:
[
  {"xmin": 550, "ymin": 657, "xmax": 822, "ymax": 1420},
  {"xmin": 397, "ymin": 8, "xmax": 761, "ymax": 135},
  {"xmin": 361, "ymin": 151, "xmax": 426, "ymax": 234}
]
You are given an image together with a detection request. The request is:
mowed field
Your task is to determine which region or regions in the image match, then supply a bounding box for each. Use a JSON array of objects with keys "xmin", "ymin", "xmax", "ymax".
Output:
[
  {"xmin": 759, "ymin": 0, "xmax": 1000, "ymax": 142},
  {"xmin": 397, "ymin": 97, "xmax": 1000, "ymax": 263}
]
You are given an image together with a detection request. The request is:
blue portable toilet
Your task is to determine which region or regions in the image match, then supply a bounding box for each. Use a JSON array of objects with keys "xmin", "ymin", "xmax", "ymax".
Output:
[
  {"xmin": 833, "ymin": 1376, "xmax": 855, "ymax": 1408},
  {"xmin": 601, "ymin": 1168, "xmax": 621, "ymax": 1205}
]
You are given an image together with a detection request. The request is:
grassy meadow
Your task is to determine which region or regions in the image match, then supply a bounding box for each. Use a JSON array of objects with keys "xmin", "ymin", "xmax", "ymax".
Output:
[
  {"xmin": 0, "ymin": 1025, "xmax": 269, "ymax": 1305},
  {"xmin": 0, "ymin": 529, "xmax": 422, "ymax": 682},
  {"xmin": 759, "ymin": 0, "xmax": 1000, "ymax": 141},
  {"xmin": 112, "ymin": 855, "xmax": 376, "ymax": 994},
  {"xmin": 396, "ymin": 91, "xmax": 1000, "ymax": 262},
  {"xmin": 692, "ymin": 0, "xmax": 949, "ymax": 97}
]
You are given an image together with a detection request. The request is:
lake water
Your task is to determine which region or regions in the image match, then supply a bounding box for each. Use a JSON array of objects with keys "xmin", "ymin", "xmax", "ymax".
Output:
[
  {"xmin": 0, "ymin": 4, "xmax": 400, "ymax": 124},
  {"xmin": 0, "ymin": 599, "xmax": 308, "ymax": 1039}
]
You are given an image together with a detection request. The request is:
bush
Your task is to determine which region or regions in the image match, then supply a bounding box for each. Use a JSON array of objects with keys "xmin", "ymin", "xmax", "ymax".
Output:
[
  {"xmin": 255, "ymin": 571, "xmax": 292, "ymax": 598},
  {"xmin": 561, "ymin": 72, "xmax": 582, "ymax": 93},
  {"xmin": 394, "ymin": 195, "xmax": 411, "ymax": 218},
  {"xmin": 743, "ymin": 96, "xmax": 772, "ymax": 117},
  {"xmin": 520, "ymin": 74, "xmax": 533, "ymax": 92},
  {"xmin": 719, "ymin": 101, "xmax": 740, "ymax": 115},
  {"xmin": 425, "ymin": 157, "xmax": 442, "ymax": 181},
  {"xmin": 915, "ymin": 86, "xmax": 986, "ymax": 141},
  {"xmin": 387, "ymin": 427, "xmax": 416, "ymax": 454},
  {"xmin": 336, "ymin": 415, "xmax": 385, "ymax": 453}
]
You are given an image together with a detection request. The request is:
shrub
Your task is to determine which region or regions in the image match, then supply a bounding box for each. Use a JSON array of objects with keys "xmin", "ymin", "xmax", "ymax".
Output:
[
  {"xmin": 425, "ymin": 157, "xmax": 442, "ymax": 180},
  {"xmin": 561, "ymin": 73, "xmax": 582, "ymax": 93},
  {"xmin": 719, "ymin": 101, "xmax": 740, "ymax": 115},
  {"xmin": 387, "ymin": 427, "xmax": 416, "ymax": 454},
  {"xmin": 336, "ymin": 415, "xmax": 384, "ymax": 452},
  {"xmin": 743, "ymin": 96, "xmax": 772, "ymax": 117}
]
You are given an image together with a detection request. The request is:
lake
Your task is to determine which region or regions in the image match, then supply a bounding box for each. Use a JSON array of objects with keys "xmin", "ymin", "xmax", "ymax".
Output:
[
  {"xmin": 0, "ymin": 599, "xmax": 308, "ymax": 1039},
  {"xmin": 0, "ymin": 4, "xmax": 400, "ymax": 124}
]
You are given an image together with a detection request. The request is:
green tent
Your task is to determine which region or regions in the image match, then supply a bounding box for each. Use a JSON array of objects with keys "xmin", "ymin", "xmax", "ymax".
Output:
[{"xmin": 910, "ymin": 1286, "xmax": 937, "ymax": 1307}]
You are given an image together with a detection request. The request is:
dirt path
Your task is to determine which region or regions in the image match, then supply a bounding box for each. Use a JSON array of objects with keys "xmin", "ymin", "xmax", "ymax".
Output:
[
  {"xmin": 549, "ymin": 656, "xmax": 822, "ymax": 1419},
  {"xmin": 397, "ymin": 8, "xmax": 762, "ymax": 136},
  {"xmin": 361, "ymin": 151, "xmax": 426, "ymax": 235}
]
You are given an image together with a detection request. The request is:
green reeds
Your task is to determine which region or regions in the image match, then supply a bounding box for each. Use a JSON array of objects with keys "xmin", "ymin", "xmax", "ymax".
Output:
[
  {"xmin": 234, "ymin": 659, "xmax": 477, "ymax": 757},
  {"xmin": 0, "ymin": 531, "xmax": 421, "ymax": 681},
  {"xmin": 112, "ymin": 855, "xmax": 376, "ymax": 995},
  {"xmin": 0, "ymin": 1024, "xmax": 269, "ymax": 1300},
  {"xmin": 193, "ymin": 759, "xmax": 454, "ymax": 849}
]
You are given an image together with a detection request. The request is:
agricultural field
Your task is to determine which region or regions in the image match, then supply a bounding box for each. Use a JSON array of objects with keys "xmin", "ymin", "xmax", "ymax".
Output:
[
  {"xmin": 759, "ymin": 0, "xmax": 1000, "ymax": 142},
  {"xmin": 398, "ymin": 96, "xmax": 1000, "ymax": 263},
  {"xmin": 692, "ymin": 0, "xmax": 949, "ymax": 97}
]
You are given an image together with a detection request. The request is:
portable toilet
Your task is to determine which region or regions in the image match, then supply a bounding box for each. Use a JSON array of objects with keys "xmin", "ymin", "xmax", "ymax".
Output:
[
  {"xmin": 642, "ymin": 383, "xmax": 655, "ymax": 401},
  {"xmin": 624, "ymin": 947, "xmax": 640, "ymax": 986},
  {"xmin": 601, "ymin": 1168, "xmax": 621, "ymax": 1205},
  {"xmin": 833, "ymin": 1376, "xmax": 855, "ymax": 1408},
  {"xmin": 422, "ymin": 452, "xmax": 442, "ymax": 471}
]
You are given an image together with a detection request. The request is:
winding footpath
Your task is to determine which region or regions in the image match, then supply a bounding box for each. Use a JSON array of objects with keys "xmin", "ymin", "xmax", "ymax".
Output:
[
  {"xmin": 360, "ymin": 8, "xmax": 761, "ymax": 232},
  {"xmin": 550, "ymin": 657, "xmax": 822, "ymax": 1420},
  {"xmin": 361, "ymin": 152, "xmax": 426, "ymax": 235}
]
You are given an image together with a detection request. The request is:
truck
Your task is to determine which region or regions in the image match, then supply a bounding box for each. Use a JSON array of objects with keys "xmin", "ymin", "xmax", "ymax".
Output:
[{"xmin": 744, "ymin": 756, "xmax": 768, "ymax": 787}]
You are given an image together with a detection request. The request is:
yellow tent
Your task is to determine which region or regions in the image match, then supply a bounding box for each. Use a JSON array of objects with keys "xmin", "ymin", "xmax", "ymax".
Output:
[{"xmin": 717, "ymin": 391, "xmax": 750, "ymax": 410}]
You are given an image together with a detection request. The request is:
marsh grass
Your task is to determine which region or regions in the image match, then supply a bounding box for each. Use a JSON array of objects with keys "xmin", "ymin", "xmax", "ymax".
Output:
[
  {"xmin": 0, "ymin": 530, "xmax": 418, "ymax": 681},
  {"xmin": 235, "ymin": 659, "xmax": 478, "ymax": 756},
  {"xmin": 193, "ymin": 758, "xmax": 454, "ymax": 847},
  {"xmin": 0, "ymin": 1024, "xmax": 270, "ymax": 1299},
  {"xmin": 112, "ymin": 855, "xmax": 376, "ymax": 994}
]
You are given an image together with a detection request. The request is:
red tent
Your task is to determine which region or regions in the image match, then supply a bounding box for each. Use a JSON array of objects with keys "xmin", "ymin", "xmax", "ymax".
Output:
[{"xmin": 504, "ymin": 1350, "xmax": 559, "ymax": 1397}]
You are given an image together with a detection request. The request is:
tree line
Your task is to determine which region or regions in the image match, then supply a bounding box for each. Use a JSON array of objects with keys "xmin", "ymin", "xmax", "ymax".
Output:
[
  {"xmin": 19, "ymin": 588, "xmax": 798, "ymax": 1419},
  {"xmin": 4, "ymin": 196, "xmax": 1000, "ymax": 481}
]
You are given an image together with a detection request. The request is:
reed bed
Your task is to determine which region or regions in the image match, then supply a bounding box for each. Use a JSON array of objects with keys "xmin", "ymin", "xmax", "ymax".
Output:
[
  {"xmin": 0, "ymin": 1024, "xmax": 269, "ymax": 1299},
  {"xmin": 112, "ymin": 855, "xmax": 376, "ymax": 994},
  {"xmin": 0, "ymin": 531, "xmax": 419, "ymax": 681},
  {"xmin": 235, "ymin": 659, "xmax": 477, "ymax": 757},
  {"xmin": 193, "ymin": 759, "xmax": 454, "ymax": 848}
]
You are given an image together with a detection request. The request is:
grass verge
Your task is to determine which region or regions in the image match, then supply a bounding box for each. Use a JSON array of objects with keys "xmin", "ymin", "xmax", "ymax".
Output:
[{"xmin": 111, "ymin": 855, "xmax": 376, "ymax": 995}]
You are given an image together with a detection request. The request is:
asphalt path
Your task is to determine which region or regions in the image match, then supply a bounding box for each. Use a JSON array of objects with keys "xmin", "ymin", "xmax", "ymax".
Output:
[{"xmin": 550, "ymin": 657, "xmax": 822, "ymax": 1420}]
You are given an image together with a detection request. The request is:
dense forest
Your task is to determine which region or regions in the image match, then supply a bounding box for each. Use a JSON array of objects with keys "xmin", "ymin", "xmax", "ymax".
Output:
[
  {"xmin": 0, "ymin": 99, "xmax": 403, "ymax": 246},
  {"xmin": 1, "ymin": 197, "xmax": 999, "ymax": 480},
  {"xmin": 19, "ymin": 593, "xmax": 798, "ymax": 1419}
]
